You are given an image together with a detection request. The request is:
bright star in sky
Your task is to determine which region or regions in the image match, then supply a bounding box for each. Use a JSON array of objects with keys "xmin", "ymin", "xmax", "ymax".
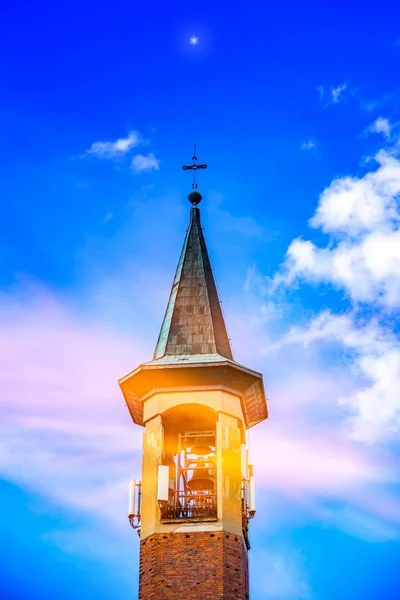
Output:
[{"xmin": 189, "ymin": 36, "xmax": 199, "ymax": 46}]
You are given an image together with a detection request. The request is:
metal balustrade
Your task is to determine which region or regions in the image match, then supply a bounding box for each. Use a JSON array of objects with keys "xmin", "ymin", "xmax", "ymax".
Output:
[{"xmin": 160, "ymin": 490, "xmax": 217, "ymax": 521}]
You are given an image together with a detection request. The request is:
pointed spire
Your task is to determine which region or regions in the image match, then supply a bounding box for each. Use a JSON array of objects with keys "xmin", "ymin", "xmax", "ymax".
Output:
[
  {"xmin": 120, "ymin": 150, "xmax": 267, "ymax": 430},
  {"xmin": 154, "ymin": 206, "xmax": 233, "ymax": 361}
]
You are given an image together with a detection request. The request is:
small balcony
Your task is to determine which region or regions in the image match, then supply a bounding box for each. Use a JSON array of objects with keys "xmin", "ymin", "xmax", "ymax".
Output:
[{"xmin": 160, "ymin": 490, "xmax": 217, "ymax": 523}]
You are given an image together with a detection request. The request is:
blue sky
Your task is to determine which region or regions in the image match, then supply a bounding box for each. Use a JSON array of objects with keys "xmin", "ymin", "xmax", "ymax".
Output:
[{"xmin": 1, "ymin": 1, "xmax": 400, "ymax": 599}]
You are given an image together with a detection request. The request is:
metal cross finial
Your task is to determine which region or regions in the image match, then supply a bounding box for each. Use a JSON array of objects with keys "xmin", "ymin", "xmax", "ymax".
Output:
[{"xmin": 182, "ymin": 144, "xmax": 207, "ymax": 190}]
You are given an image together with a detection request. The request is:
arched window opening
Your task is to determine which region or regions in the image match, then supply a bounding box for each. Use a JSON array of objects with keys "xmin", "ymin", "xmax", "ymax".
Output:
[{"xmin": 159, "ymin": 404, "xmax": 218, "ymax": 522}]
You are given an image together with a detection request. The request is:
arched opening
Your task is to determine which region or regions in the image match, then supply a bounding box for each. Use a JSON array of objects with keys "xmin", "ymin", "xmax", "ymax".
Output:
[{"xmin": 160, "ymin": 404, "xmax": 218, "ymax": 522}]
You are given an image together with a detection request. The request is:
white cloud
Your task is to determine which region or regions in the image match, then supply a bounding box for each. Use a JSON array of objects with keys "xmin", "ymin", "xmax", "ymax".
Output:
[
  {"xmin": 268, "ymin": 140, "xmax": 400, "ymax": 443},
  {"xmin": 366, "ymin": 117, "xmax": 391, "ymax": 139},
  {"xmin": 84, "ymin": 133, "xmax": 161, "ymax": 175},
  {"xmin": 276, "ymin": 311, "xmax": 400, "ymax": 443},
  {"xmin": 310, "ymin": 149, "xmax": 400, "ymax": 234},
  {"xmin": 318, "ymin": 82, "xmax": 348, "ymax": 106},
  {"xmin": 301, "ymin": 139, "xmax": 316, "ymax": 150},
  {"xmin": 279, "ymin": 150, "xmax": 400, "ymax": 307},
  {"xmin": 346, "ymin": 350, "xmax": 400, "ymax": 443},
  {"xmin": 331, "ymin": 82, "xmax": 348, "ymax": 103},
  {"xmin": 86, "ymin": 131, "xmax": 141, "ymax": 159},
  {"xmin": 131, "ymin": 153, "xmax": 160, "ymax": 173}
]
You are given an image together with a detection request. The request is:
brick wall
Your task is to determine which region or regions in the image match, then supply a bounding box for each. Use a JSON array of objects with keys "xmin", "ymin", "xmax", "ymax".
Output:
[{"xmin": 139, "ymin": 530, "xmax": 249, "ymax": 600}]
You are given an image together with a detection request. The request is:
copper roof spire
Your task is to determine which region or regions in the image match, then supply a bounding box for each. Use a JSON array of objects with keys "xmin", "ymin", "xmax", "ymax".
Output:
[
  {"xmin": 153, "ymin": 148, "xmax": 233, "ymax": 362},
  {"xmin": 119, "ymin": 149, "xmax": 268, "ymax": 429}
]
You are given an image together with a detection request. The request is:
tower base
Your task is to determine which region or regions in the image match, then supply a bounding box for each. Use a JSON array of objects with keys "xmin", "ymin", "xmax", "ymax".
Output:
[{"xmin": 139, "ymin": 530, "xmax": 249, "ymax": 599}]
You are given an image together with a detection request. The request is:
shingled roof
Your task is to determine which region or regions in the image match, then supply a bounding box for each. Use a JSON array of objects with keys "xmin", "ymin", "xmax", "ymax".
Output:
[
  {"xmin": 120, "ymin": 197, "xmax": 268, "ymax": 429},
  {"xmin": 153, "ymin": 206, "xmax": 233, "ymax": 362}
]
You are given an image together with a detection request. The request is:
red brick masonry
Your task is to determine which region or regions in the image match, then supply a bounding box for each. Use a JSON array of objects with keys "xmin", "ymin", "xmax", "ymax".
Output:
[{"xmin": 139, "ymin": 530, "xmax": 249, "ymax": 600}]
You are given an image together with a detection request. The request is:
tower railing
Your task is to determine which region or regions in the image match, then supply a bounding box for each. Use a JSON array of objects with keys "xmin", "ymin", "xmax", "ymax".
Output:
[{"xmin": 160, "ymin": 489, "xmax": 217, "ymax": 522}]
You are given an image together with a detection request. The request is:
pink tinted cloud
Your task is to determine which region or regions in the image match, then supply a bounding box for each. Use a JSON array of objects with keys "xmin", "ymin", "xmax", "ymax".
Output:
[
  {"xmin": 0, "ymin": 285, "xmax": 144, "ymax": 523},
  {"xmin": 253, "ymin": 427, "xmax": 394, "ymax": 495},
  {"xmin": 250, "ymin": 424, "xmax": 400, "ymax": 537},
  {"xmin": 0, "ymin": 284, "xmax": 398, "ymax": 539}
]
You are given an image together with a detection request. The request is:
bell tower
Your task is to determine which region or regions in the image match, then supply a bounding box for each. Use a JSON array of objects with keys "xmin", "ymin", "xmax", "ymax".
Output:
[{"xmin": 119, "ymin": 150, "xmax": 268, "ymax": 600}]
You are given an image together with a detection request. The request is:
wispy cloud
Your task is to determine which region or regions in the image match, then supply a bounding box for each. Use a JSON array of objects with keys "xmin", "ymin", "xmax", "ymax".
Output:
[
  {"xmin": 85, "ymin": 131, "xmax": 142, "ymax": 159},
  {"xmin": 83, "ymin": 131, "xmax": 161, "ymax": 176},
  {"xmin": 317, "ymin": 85, "xmax": 324, "ymax": 101},
  {"xmin": 273, "ymin": 311, "xmax": 400, "ymax": 443},
  {"xmin": 206, "ymin": 191, "xmax": 266, "ymax": 238},
  {"xmin": 131, "ymin": 153, "xmax": 160, "ymax": 173},
  {"xmin": 366, "ymin": 117, "xmax": 391, "ymax": 139},
  {"xmin": 103, "ymin": 212, "xmax": 114, "ymax": 223},
  {"xmin": 0, "ymin": 286, "xmax": 144, "ymax": 524},
  {"xmin": 331, "ymin": 82, "xmax": 348, "ymax": 103},
  {"xmin": 360, "ymin": 89, "xmax": 400, "ymax": 114},
  {"xmin": 318, "ymin": 82, "xmax": 349, "ymax": 106},
  {"xmin": 252, "ymin": 549, "xmax": 311, "ymax": 599},
  {"xmin": 301, "ymin": 139, "xmax": 317, "ymax": 150}
]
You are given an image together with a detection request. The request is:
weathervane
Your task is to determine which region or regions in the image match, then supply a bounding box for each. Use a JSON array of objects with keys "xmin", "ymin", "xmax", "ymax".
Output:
[{"xmin": 182, "ymin": 144, "xmax": 207, "ymax": 191}]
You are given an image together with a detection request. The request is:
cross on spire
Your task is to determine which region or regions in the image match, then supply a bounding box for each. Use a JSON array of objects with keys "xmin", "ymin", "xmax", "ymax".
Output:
[{"xmin": 182, "ymin": 144, "xmax": 207, "ymax": 190}]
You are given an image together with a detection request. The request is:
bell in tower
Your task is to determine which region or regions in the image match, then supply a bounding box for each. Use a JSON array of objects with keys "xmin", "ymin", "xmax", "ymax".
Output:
[
  {"xmin": 187, "ymin": 446, "xmax": 215, "ymax": 492},
  {"xmin": 119, "ymin": 149, "xmax": 268, "ymax": 600}
]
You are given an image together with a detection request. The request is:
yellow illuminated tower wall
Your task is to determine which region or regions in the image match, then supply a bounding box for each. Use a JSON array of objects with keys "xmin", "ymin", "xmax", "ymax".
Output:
[{"xmin": 119, "ymin": 186, "xmax": 268, "ymax": 600}]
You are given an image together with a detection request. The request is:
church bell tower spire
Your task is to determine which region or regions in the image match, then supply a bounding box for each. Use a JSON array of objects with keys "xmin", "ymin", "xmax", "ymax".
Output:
[{"xmin": 119, "ymin": 149, "xmax": 268, "ymax": 599}]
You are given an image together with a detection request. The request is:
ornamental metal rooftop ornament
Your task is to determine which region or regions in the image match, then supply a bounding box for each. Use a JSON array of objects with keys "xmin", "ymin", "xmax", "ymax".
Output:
[{"xmin": 182, "ymin": 144, "xmax": 207, "ymax": 206}]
